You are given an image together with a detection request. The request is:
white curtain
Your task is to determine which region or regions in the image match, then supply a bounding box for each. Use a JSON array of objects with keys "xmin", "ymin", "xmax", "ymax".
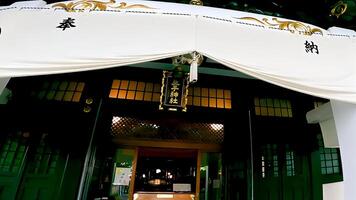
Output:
[{"xmin": 0, "ymin": 0, "xmax": 356, "ymax": 104}]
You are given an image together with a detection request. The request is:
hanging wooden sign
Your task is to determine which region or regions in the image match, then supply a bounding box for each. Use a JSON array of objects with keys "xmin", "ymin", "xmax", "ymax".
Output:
[{"xmin": 159, "ymin": 71, "xmax": 189, "ymax": 112}]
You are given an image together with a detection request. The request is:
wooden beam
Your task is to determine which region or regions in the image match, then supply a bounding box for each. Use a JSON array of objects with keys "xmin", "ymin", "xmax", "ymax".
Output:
[
  {"xmin": 128, "ymin": 62, "xmax": 255, "ymax": 79},
  {"xmin": 112, "ymin": 139, "xmax": 222, "ymax": 152}
]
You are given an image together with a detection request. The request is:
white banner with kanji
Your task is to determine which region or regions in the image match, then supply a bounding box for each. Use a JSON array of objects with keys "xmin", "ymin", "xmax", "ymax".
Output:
[{"xmin": 0, "ymin": 0, "xmax": 355, "ymax": 104}]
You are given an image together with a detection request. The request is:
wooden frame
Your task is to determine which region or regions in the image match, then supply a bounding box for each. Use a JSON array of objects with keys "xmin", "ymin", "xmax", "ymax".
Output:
[
  {"xmin": 128, "ymin": 148, "xmax": 139, "ymax": 200},
  {"xmin": 195, "ymin": 150, "xmax": 201, "ymax": 200},
  {"xmin": 112, "ymin": 138, "xmax": 222, "ymax": 152},
  {"xmin": 113, "ymin": 137, "xmax": 222, "ymax": 200},
  {"xmin": 122, "ymin": 145, "xmax": 207, "ymax": 200}
]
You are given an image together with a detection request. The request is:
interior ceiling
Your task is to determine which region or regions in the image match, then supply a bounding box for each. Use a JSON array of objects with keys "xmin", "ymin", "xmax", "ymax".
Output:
[{"xmin": 1, "ymin": 0, "xmax": 355, "ymax": 31}]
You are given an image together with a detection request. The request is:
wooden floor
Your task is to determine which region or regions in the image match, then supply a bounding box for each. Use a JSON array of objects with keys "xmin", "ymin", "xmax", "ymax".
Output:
[{"xmin": 134, "ymin": 193, "xmax": 195, "ymax": 200}]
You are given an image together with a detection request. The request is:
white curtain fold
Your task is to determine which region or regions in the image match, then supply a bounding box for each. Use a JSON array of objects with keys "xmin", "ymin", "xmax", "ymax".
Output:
[
  {"xmin": 0, "ymin": 0, "xmax": 356, "ymax": 104},
  {"xmin": 0, "ymin": 4, "xmax": 196, "ymax": 75},
  {"xmin": 195, "ymin": 16, "xmax": 356, "ymax": 103}
]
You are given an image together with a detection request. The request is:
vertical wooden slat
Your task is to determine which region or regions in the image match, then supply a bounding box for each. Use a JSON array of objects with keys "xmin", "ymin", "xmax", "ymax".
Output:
[
  {"xmin": 129, "ymin": 148, "xmax": 139, "ymax": 200},
  {"xmin": 196, "ymin": 150, "xmax": 201, "ymax": 200},
  {"xmin": 9, "ymin": 139, "xmax": 20, "ymax": 173},
  {"xmin": 43, "ymin": 148, "xmax": 52, "ymax": 174}
]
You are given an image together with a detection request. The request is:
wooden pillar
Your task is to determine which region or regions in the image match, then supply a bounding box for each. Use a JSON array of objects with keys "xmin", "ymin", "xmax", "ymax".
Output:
[
  {"xmin": 129, "ymin": 148, "xmax": 139, "ymax": 200},
  {"xmin": 195, "ymin": 150, "xmax": 201, "ymax": 200}
]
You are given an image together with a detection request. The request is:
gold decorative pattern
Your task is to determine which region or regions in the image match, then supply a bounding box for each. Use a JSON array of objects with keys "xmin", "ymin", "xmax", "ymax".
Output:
[
  {"xmin": 182, "ymin": 75, "xmax": 189, "ymax": 112},
  {"xmin": 330, "ymin": 1, "xmax": 348, "ymax": 18},
  {"xmin": 236, "ymin": 17, "xmax": 323, "ymax": 36},
  {"xmin": 52, "ymin": 0, "xmax": 155, "ymax": 12},
  {"xmin": 159, "ymin": 71, "xmax": 167, "ymax": 110},
  {"xmin": 190, "ymin": 0, "xmax": 203, "ymax": 6},
  {"xmin": 116, "ymin": 2, "xmax": 155, "ymax": 9}
]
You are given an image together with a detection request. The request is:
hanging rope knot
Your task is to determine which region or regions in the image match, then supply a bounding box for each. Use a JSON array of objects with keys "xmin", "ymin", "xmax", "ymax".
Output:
[
  {"xmin": 189, "ymin": 51, "xmax": 203, "ymax": 83},
  {"xmin": 171, "ymin": 52, "xmax": 203, "ymax": 83}
]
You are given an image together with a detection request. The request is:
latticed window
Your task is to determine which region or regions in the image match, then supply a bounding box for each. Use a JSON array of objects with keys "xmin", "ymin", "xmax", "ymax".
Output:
[
  {"xmin": 27, "ymin": 133, "xmax": 60, "ymax": 175},
  {"xmin": 187, "ymin": 87, "xmax": 232, "ymax": 109},
  {"xmin": 0, "ymin": 132, "xmax": 28, "ymax": 173},
  {"xmin": 35, "ymin": 80, "xmax": 85, "ymax": 102},
  {"xmin": 317, "ymin": 134, "xmax": 342, "ymax": 175},
  {"xmin": 110, "ymin": 116, "xmax": 224, "ymax": 144},
  {"xmin": 254, "ymin": 97, "xmax": 293, "ymax": 117},
  {"xmin": 313, "ymin": 102, "xmax": 342, "ymax": 177},
  {"xmin": 260, "ymin": 144, "xmax": 279, "ymax": 178},
  {"xmin": 285, "ymin": 145, "xmax": 296, "ymax": 177},
  {"xmin": 109, "ymin": 79, "xmax": 232, "ymax": 110},
  {"xmin": 260, "ymin": 144, "xmax": 297, "ymax": 178},
  {"xmin": 109, "ymin": 80, "xmax": 161, "ymax": 102}
]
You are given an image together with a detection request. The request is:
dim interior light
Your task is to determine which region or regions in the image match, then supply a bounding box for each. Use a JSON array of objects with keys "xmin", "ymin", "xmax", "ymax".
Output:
[
  {"xmin": 210, "ymin": 123, "xmax": 223, "ymax": 131},
  {"xmin": 157, "ymin": 194, "xmax": 174, "ymax": 198},
  {"xmin": 112, "ymin": 116, "xmax": 122, "ymax": 125}
]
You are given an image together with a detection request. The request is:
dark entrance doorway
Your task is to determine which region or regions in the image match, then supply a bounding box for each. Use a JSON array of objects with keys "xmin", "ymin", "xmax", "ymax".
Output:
[
  {"xmin": 85, "ymin": 112, "xmax": 225, "ymax": 200},
  {"xmin": 254, "ymin": 143, "xmax": 311, "ymax": 200},
  {"xmin": 134, "ymin": 148, "xmax": 198, "ymax": 200},
  {"xmin": 252, "ymin": 115, "xmax": 312, "ymax": 200}
]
